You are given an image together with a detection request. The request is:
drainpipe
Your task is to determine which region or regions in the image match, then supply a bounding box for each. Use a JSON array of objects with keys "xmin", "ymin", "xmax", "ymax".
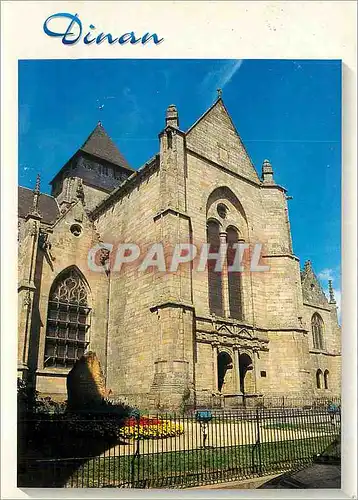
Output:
[
  {"xmin": 100, "ymin": 250, "xmax": 111, "ymax": 389},
  {"xmin": 104, "ymin": 267, "xmax": 111, "ymax": 388}
]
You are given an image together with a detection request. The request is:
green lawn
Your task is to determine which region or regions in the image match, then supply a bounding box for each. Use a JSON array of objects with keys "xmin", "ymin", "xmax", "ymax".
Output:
[
  {"xmin": 262, "ymin": 422, "xmax": 340, "ymax": 431},
  {"xmin": 67, "ymin": 435, "xmax": 338, "ymax": 488}
]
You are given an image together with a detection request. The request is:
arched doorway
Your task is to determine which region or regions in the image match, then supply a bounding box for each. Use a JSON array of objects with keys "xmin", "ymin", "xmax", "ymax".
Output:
[
  {"xmin": 239, "ymin": 353, "xmax": 254, "ymax": 394},
  {"xmin": 217, "ymin": 351, "xmax": 233, "ymax": 393}
]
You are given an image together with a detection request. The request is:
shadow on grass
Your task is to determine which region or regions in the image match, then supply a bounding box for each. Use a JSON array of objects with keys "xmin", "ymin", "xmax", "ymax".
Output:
[{"xmin": 17, "ymin": 355, "xmax": 132, "ymax": 488}]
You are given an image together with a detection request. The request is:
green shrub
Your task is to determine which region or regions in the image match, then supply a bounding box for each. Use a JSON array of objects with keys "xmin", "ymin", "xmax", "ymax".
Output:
[{"xmin": 18, "ymin": 378, "xmax": 136, "ymax": 442}]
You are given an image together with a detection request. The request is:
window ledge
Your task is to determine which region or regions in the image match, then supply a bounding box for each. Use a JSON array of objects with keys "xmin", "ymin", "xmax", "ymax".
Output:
[{"xmin": 36, "ymin": 368, "xmax": 70, "ymax": 377}]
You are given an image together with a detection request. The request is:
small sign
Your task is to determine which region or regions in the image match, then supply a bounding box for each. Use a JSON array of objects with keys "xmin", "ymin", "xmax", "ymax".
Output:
[{"xmin": 195, "ymin": 410, "xmax": 212, "ymax": 423}]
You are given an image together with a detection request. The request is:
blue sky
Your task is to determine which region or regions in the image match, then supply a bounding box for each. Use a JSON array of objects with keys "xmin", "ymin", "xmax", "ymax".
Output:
[{"xmin": 19, "ymin": 59, "xmax": 341, "ymax": 306}]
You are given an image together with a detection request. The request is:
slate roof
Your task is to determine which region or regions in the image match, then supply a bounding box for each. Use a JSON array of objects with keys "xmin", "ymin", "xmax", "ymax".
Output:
[
  {"xmin": 18, "ymin": 186, "xmax": 60, "ymax": 224},
  {"xmin": 80, "ymin": 123, "xmax": 134, "ymax": 172}
]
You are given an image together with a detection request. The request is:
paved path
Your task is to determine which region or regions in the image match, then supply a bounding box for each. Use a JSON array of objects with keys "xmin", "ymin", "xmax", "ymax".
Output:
[
  {"xmin": 188, "ymin": 473, "xmax": 281, "ymax": 490},
  {"xmin": 101, "ymin": 417, "xmax": 338, "ymax": 457}
]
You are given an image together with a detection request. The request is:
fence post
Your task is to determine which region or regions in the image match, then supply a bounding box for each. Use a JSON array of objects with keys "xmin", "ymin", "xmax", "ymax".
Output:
[
  {"xmin": 251, "ymin": 408, "xmax": 262, "ymax": 476},
  {"xmin": 130, "ymin": 411, "xmax": 141, "ymax": 488},
  {"xmin": 257, "ymin": 408, "xmax": 262, "ymax": 475}
]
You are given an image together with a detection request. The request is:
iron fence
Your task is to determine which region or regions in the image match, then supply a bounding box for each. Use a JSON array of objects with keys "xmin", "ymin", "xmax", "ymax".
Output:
[
  {"xmin": 18, "ymin": 405, "xmax": 341, "ymax": 488},
  {"xmin": 191, "ymin": 394, "xmax": 341, "ymax": 411}
]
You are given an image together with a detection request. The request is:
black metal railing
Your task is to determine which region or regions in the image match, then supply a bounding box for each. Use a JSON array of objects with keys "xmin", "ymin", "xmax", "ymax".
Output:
[
  {"xmin": 18, "ymin": 404, "xmax": 341, "ymax": 488},
  {"xmin": 190, "ymin": 394, "xmax": 341, "ymax": 411}
]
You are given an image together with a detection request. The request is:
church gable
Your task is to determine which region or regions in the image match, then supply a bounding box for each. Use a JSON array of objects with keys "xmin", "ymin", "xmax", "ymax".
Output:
[
  {"xmin": 51, "ymin": 199, "xmax": 95, "ymax": 233},
  {"xmin": 36, "ymin": 201, "xmax": 103, "ymax": 281},
  {"xmin": 48, "ymin": 200, "xmax": 101, "ymax": 255},
  {"xmin": 185, "ymin": 99, "xmax": 261, "ymax": 184},
  {"xmin": 301, "ymin": 260, "xmax": 329, "ymax": 307}
]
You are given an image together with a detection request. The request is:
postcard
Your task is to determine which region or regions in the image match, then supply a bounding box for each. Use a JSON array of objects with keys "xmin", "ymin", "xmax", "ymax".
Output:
[{"xmin": 1, "ymin": 1, "xmax": 356, "ymax": 498}]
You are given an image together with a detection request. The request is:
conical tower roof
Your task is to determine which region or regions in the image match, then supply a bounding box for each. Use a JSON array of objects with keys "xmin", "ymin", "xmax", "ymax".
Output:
[
  {"xmin": 50, "ymin": 122, "xmax": 134, "ymax": 187},
  {"xmin": 80, "ymin": 122, "xmax": 133, "ymax": 171}
]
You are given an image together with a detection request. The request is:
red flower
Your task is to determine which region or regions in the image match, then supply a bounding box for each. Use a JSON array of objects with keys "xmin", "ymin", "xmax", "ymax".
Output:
[{"xmin": 124, "ymin": 417, "xmax": 161, "ymax": 427}]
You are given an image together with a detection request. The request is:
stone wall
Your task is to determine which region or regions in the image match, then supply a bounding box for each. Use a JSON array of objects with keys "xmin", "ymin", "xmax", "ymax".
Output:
[
  {"xmin": 82, "ymin": 184, "xmax": 109, "ymax": 212},
  {"xmin": 184, "ymin": 99, "xmax": 317, "ymax": 400},
  {"xmin": 186, "ymin": 99, "xmax": 260, "ymax": 184},
  {"xmin": 94, "ymin": 166, "xmax": 162, "ymax": 398},
  {"xmin": 18, "ymin": 100, "xmax": 341, "ymax": 408},
  {"xmin": 18, "ymin": 201, "xmax": 109, "ymax": 397},
  {"xmin": 302, "ymin": 303, "xmax": 341, "ymax": 397}
]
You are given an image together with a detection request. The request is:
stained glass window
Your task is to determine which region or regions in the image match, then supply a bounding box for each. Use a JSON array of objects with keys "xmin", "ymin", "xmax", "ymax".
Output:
[{"xmin": 44, "ymin": 268, "xmax": 90, "ymax": 368}]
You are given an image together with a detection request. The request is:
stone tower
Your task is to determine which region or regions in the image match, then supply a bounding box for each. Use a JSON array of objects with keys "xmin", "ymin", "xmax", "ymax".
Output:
[
  {"xmin": 50, "ymin": 123, "xmax": 134, "ymax": 211},
  {"xmin": 150, "ymin": 104, "xmax": 195, "ymax": 409}
]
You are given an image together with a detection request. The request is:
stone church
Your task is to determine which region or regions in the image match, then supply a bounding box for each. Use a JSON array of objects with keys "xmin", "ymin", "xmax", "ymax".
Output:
[{"xmin": 18, "ymin": 97, "xmax": 341, "ymax": 409}]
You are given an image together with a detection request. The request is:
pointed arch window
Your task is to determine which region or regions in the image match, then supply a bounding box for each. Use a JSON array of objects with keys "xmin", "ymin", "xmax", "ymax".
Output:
[
  {"xmin": 207, "ymin": 220, "xmax": 223, "ymax": 317},
  {"xmin": 227, "ymin": 227, "xmax": 243, "ymax": 320},
  {"xmin": 324, "ymin": 370, "xmax": 329, "ymax": 390},
  {"xmin": 312, "ymin": 313, "xmax": 324, "ymax": 350},
  {"xmin": 44, "ymin": 268, "xmax": 91, "ymax": 368}
]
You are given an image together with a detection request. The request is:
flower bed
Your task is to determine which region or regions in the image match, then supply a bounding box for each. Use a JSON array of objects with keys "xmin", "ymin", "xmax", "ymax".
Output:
[{"xmin": 119, "ymin": 417, "xmax": 184, "ymax": 439}]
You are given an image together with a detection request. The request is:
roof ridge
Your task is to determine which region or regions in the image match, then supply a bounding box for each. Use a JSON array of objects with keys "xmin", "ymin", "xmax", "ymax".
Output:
[
  {"xmin": 186, "ymin": 97, "xmax": 222, "ymax": 134},
  {"xmin": 19, "ymin": 186, "xmax": 55, "ymax": 199}
]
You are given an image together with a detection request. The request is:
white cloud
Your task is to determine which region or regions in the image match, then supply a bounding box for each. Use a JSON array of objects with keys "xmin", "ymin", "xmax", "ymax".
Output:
[
  {"xmin": 216, "ymin": 59, "xmax": 244, "ymax": 89},
  {"xmin": 202, "ymin": 60, "xmax": 244, "ymax": 105},
  {"xmin": 318, "ymin": 267, "xmax": 341, "ymax": 323},
  {"xmin": 318, "ymin": 268, "xmax": 334, "ymax": 281}
]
